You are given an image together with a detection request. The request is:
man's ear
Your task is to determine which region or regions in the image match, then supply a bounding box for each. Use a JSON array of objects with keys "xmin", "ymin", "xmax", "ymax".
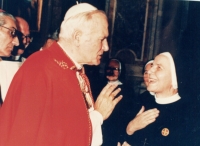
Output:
[{"xmin": 73, "ymin": 30, "xmax": 82, "ymax": 47}]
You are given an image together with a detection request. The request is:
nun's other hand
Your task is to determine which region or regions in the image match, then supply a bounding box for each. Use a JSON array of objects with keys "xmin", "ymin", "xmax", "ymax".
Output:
[
  {"xmin": 94, "ymin": 83, "xmax": 123, "ymax": 120},
  {"xmin": 126, "ymin": 106, "xmax": 159, "ymax": 135}
]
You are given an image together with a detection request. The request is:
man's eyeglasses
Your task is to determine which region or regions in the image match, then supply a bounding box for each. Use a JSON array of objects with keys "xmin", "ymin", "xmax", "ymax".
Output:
[
  {"xmin": 106, "ymin": 67, "xmax": 120, "ymax": 71},
  {"xmin": 0, "ymin": 25, "xmax": 18, "ymax": 38},
  {"xmin": 106, "ymin": 67, "xmax": 120, "ymax": 76},
  {"xmin": 17, "ymin": 31, "xmax": 33, "ymax": 43},
  {"xmin": 22, "ymin": 34, "xmax": 33, "ymax": 43}
]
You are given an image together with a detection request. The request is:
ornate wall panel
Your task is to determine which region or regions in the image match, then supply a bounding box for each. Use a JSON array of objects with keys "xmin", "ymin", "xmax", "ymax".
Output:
[{"xmin": 110, "ymin": 0, "xmax": 148, "ymax": 63}]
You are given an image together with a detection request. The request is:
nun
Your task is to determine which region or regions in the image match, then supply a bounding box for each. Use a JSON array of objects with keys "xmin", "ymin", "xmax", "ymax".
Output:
[
  {"xmin": 143, "ymin": 60, "xmax": 154, "ymax": 87},
  {"xmin": 123, "ymin": 52, "xmax": 188, "ymax": 146}
]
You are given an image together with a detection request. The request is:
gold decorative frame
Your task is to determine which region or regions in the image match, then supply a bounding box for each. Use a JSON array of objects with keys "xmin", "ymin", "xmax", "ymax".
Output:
[{"xmin": 37, "ymin": 0, "xmax": 43, "ymax": 31}]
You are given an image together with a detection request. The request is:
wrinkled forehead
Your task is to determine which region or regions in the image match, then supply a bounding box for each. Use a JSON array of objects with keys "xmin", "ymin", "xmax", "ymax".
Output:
[
  {"xmin": 4, "ymin": 16, "xmax": 17, "ymax": 29},
  {"xmin": 154, "ymin": 54, "xmax": 170, "ymax": 69}
]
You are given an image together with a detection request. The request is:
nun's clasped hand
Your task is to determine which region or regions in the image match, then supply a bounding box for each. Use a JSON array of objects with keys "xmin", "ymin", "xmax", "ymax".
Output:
[{"xmin": 94, "ymin": 83, "xmax": 123, "ymax": 120}]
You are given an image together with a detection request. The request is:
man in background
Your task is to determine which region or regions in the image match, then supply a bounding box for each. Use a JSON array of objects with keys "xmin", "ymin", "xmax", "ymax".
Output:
[
  {"xmin": 3, "ymin": 16, "xmax": 31, "ymax": 61},
  {"xmin": 0, "ymin": 11, "xmax": 19, "ymax": 104},
  {"xmin": 0, "ymin": 12, "xmax": 19, "ymax": 58},
  {"xmin": 0, "ymin": 3, "xmax": 122, "ymax": 146},
  {"xmin": 0, "ymin": 16, "xmax": 30, "ymax": 103},
  {"xmin": 13, "ymin": 16, "xmax": 31, "ymax": 61}
]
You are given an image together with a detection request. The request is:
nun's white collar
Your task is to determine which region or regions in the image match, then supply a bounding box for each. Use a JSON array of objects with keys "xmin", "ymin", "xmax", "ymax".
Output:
[{"xmin": 155, "ymin": 93, "xmax": 181, "ymax": 104}]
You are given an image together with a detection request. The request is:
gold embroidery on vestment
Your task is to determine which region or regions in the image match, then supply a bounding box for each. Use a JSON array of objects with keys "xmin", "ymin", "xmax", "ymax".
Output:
[{"xmin": 54, "ymin": 59, "xmax": 68, "ymax": 69}]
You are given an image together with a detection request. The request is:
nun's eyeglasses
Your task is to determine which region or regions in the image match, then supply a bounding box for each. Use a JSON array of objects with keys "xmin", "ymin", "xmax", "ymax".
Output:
[{"xmin": 0, "ymin": 25, "xmax": 18, "ymax": 38}]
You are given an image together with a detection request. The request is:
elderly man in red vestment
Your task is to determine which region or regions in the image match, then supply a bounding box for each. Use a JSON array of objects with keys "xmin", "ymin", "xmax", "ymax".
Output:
[{"xmin": 0, "ymin": 3, "xmax": 122, "ymax": 146}]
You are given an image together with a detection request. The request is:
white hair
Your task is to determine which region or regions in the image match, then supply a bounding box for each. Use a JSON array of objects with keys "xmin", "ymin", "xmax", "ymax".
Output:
[{"xmin": 59, "ymin": 3, "xmax": 106, "ymax": 41}]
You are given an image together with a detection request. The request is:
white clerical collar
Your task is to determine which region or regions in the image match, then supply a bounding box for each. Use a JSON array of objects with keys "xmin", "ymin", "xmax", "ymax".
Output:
[
  {"xmin": 150, "ymin": 92, "xmax": 155, "ymax": 95},
  {"xmin": 154, "ymin": 93, "xmax": 181, "ymax": 104},
  {"xmin": 14, "ymin": 55, "xmax": 20, "ymax": 60},
  {"xmin": 108, "ymin": 80, "xmax": 122, "ymax": 85},
  {"xmin": 57, "ymin": 42, "xmax": 82, "ymax": 69}
]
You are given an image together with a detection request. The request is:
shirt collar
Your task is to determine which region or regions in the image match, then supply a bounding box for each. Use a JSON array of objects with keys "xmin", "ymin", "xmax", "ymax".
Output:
[
  {"xmin": 108, "ymin": 80, "xmax": 123, "ymax": 85},
  {"xmin": 154, "ymin": 93, "xmax": 181, "ymax": 104}
]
